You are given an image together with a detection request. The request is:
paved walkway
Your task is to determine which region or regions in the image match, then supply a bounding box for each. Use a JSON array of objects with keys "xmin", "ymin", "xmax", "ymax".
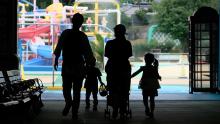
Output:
[
  {"xmin": 42, "ymin": 89, "xmax": 220, "ymax": 101},
  {"xmin": 18, "ymin": 100, "xmax": 220, "ymax": 124},
  {"xmin": 25, "ymin": 62, "xmax": 190, "ymax": 86}
]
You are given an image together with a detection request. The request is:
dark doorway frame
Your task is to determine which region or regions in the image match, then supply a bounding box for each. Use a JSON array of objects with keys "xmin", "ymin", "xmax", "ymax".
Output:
[
  {"xmin": 0, "ymin": 0, "xmax": 18, "ymax": 70},
  {"xmin": 189, "ymin": 7, "xmax": 219, "ymax": 93}
]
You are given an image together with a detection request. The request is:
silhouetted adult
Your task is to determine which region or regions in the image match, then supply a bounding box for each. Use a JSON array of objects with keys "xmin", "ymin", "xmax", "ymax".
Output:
[
  {"xmin": 53, "ymin": 13, "xmax": 95, "ymax": 119},
  {"xmin": 105, "ymin": 24, "xmax": 132, "ymax": 119}
]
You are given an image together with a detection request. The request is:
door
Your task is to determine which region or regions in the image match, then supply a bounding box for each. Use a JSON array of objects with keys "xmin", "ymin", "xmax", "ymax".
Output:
[
  {"xmin": 192, "ymin": 23, "xmax": 216, "ymax": 92},
  {"xmin": 189, "ymin": 7, "xmax": 219, "ymax": 93}
]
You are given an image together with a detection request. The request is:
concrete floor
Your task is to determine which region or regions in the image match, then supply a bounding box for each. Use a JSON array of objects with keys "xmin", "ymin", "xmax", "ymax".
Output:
[
  {"xmin": 8, "ymin": 100, "xmax": 220, "ymax": 124},
  {"xmin": 42, "ymin": 90, "xmax": 220, "ymax": 100}
]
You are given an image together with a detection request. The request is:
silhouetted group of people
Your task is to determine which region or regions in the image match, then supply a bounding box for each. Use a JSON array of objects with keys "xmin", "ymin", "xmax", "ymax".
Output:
[{"xmin": 53, "ymin": 13, "xmax": 161, "ymax": 120}]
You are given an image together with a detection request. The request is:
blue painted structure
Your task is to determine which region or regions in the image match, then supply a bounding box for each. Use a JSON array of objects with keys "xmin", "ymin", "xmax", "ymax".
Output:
[{"xmin": 147, "ymin": 24, "xmax": 158, "ymax": 42}]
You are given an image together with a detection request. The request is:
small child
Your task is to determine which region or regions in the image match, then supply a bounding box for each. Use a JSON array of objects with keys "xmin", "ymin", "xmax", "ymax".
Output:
[
  {"xmin": 84, "ymin": 63, "xmax": 104, "ymax": 111},
  {"xmin": 131, "ymin": 53, "xmax": 161, "ymax": 118}
]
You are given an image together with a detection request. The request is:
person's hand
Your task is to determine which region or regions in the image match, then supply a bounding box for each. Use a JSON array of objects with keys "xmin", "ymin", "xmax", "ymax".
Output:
[
  {"xmin": 54, "ymin": 58, "xmax": 58, "ymax": 71},
  {"xmin": 138, "ymin": 82, "xmax": 142, "ymax": 89},
  {"xmin": 154, "ymin": 59, "xmax": 159, "ymax": 67},
  {"xmin": 159, "ymin": 76, "xmax": 162, "ymax": 81},
  {"xmin": 138, "ymin": 84, "xmax": 141, "ymax": 89}
]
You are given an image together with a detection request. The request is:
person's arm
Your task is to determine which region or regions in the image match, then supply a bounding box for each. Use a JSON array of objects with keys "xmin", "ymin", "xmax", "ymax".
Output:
[
  {"xmin": 153, "ymin": 59, "xmax": 161, "ymax": 80},
  {"xmin": 131, "ymin": 67, "xmax": 142, "ymax": 78},
  {"xmin": 154, "ymin": 58, "xmax": 159, "ymax": 70},
  {"xmin": 98, "ymin": 76, "xmax": 104, "ymax": 85},
  {"xmin": 157, "ymin": 72, "xmax": 162, "ymax": 81},
  {"xmin": 153, "ymin": 68, "xmax": 161, "ymax": 81},
  {"xmin": 128, "ymin": 41, "xmax": 133, "ymax": 58},
  {"xmin": 53, "ymin": 31, "xmax": 65, "ymax": 71},
  {"xmin": 81, "ymin": 33, "xmax": 96, "ymax": 66},
  {"xmin": 104, "ymin": 41, "xmax": 110, "ymax": 58},
  {"xmin": 96, "ymin": 68, "xmax": 104, "ymax": 85}
]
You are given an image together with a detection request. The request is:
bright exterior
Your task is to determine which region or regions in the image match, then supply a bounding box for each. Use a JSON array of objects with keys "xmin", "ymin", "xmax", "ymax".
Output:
[{"xmin": 17, "ymin": 0, "xmax": 219, "ymax": 94}]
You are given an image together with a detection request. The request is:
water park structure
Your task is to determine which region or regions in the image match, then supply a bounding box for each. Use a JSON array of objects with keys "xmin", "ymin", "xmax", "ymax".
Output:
[
  {"xmin": 18, "ymin": 0, "xmax": 121, "ymax": 72},
  {"xmin": 17, "ymin": 0, "xmax": 190, "ymax": 91}
]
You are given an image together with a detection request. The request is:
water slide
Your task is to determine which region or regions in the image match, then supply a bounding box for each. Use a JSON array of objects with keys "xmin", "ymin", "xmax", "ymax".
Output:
[
  {"xmin": 147, "ymin": 25, "xmax": 158, "ymax": 42},
  {"xmin": 18, "ymin": 24, "xmax": 53, "ymax": 59},
  {"xmin": 19, "ymin": 25, "xmax": 50, "ymax": 40}
]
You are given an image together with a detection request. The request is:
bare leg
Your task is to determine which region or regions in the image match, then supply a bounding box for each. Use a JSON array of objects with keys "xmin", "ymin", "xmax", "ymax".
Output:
[
  {"xmin": 85, "ymin": 88, "xmax": 92, "ymax": 109},
  {"xmin": 92, "ymin": 89, "xmax": 98, "ymax": 111},
  {"xmin": 149, "ymin": 96, "xmax": 155, "ymax": 118},
  {"xmin": 142, "ymin": 90, "xmax": 150, "ymax": 115}
]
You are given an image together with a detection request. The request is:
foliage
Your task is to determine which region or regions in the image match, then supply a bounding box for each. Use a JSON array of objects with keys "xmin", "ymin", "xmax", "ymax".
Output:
[
  {"xmin": 132, "ymin": 0, "xmax": 154, "ymax": 4},
  {"xmin": 120, "ymin": 0, "xmax": 133, "ymax": 4},
  {"xmin": 127, "ymin": 26, "xmax": 145, "ymax": 40},
  {"xmin": 90, "ymin": 34, "xmax": 104, "ymax": 70},
  {"xmin": 147, "ymin": 7, "xmax": 154, "ymax": 12},
  {"xmin": 61, "ymin": 0, "xmax": 75, "ymax": 5},
  {"xmin": 152, "ymin": 0, "xmax": 219, "ymax": 52},
  {"xmin": 135, "ymin": 9, "xmax": 149, "ymax": 25},
  {"xmin": 121, "ymin": 12, "xmax": 132, "ymax": 28},
  {"xmin": 132, "ymin": 38, "xmax": 181, "ymax": 57},
  {"xmin": 131, "ymin": 39, "xmax": 148, "ymax": 57},
  {"xmin": 106, "ymin": 13, "xmax": 117, "ymax": 31},
  {"xmin": 157, "ymin": 39, "xmax": 181, "ymax": 53},
  {"xmin": 37, "ymin": 0, "xmax": 52, "ymax": 9}
]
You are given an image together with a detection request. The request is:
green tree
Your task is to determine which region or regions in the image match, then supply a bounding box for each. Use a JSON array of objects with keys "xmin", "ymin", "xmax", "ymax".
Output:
[
  {"xmin": 153, "ymin": 0, "xmax": 218, "ymax": 52},
  {"xmin": 120, "ymin": 0, "xmax": 133, "ymax": 4},
  {"xmin": 135, "ymin": 9, "xmax": 149, "ymax": 25},
  {"xmin": 37, "ymin": 0, "xmax": 51, "ymax": 9},
  {"xmin": 121, "ymin": 12, "xmax": 132, "ymax": 28}
]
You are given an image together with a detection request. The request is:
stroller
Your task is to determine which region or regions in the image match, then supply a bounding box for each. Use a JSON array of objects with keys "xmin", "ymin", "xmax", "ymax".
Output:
[{"xmin": 102, "ymin": 83, "xmax": 132, "ymax": 119}]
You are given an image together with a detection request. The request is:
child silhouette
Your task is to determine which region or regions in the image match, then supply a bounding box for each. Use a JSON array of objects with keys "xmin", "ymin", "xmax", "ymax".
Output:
[
  {"xmin": 84, "ymin": 63, "xmax": 104, "ymax": 111},
  {"xmin": 131, "ymin": 53, "xmax": 161, "ymax": 118}
]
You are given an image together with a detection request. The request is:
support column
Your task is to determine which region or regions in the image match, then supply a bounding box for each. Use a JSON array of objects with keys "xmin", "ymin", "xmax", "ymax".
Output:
[
  {"xmin": 0, "ymin": 0, "xmax": 18, "ymax": 70},
  {"xmin": 95, "ymin": 0, "xmax": 99, "ymax": 33},
  {"xmin": 218, "ymin": 0, "xmax": 220, "ymax": 91}
]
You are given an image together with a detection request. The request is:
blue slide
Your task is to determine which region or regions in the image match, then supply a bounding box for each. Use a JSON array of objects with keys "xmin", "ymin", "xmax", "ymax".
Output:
[{"xmin": 147, "ymin": 25, "xmax": 158, "ymax": 42}]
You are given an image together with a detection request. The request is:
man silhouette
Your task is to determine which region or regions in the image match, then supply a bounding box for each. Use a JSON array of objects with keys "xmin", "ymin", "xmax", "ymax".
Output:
[
  {"xmin": 53, "ymin": 13, "xmax": 95, "ymax": 119},
  {"xmin": 105, "ymin": 24, "xmax": 132, "ymax": 119}
]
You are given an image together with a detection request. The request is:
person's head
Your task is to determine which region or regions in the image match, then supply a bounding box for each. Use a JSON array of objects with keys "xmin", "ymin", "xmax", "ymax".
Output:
[
  {"xmin": 71, "ymin": 13, "xmax": 84, "ymax": 29},
  {"xmin": 114, "ymin": 24, "xmax": 127, "ymax": 38},
  {"xmin": 144, "ymin": 53, "xmax": 155, "ymax": 65}
]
